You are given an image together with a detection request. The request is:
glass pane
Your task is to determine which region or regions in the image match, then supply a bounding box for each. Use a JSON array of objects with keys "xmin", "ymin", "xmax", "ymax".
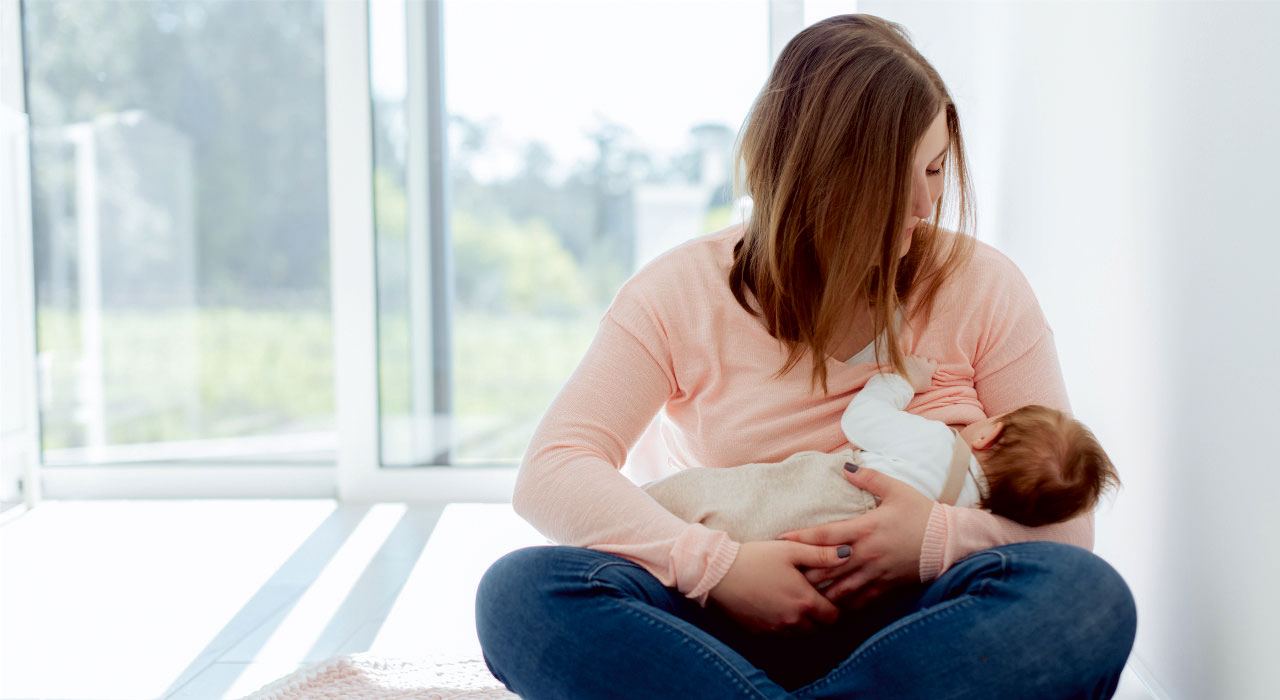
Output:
[
  {"xmin": 372, "ymin": 0, "xmax": 768, "ymax": 466},
  {"xmin": 22, "ymin": 0, "xmax": 334, "ymax": 464}
]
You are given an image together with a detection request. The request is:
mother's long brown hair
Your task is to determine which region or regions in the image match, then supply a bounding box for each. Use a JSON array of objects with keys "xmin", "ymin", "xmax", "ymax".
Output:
[{"xmin": 730, "ymin": 14, "xmax": 975, "ymax": 393}]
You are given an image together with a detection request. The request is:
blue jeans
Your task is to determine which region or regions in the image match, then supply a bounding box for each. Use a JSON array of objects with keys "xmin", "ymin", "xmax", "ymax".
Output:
[{"xmin": 475, "ymin": 542, "xmax": 1136, "ymax": 699}]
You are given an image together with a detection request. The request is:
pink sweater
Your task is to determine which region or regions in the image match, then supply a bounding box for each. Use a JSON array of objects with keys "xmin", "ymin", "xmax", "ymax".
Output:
[{"xmin": 514, "ymin": 225, "xmax": 1092, "ymax": 605}]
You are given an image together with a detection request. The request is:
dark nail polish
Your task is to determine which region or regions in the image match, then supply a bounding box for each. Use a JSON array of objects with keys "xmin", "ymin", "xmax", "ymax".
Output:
[
  {"xmin": 837, "ymin": 545, "xmax": 851, "ymax": 558},
  {"xmin": 844, "ymin": 462, "xmax": 859, "ymax": 473}
]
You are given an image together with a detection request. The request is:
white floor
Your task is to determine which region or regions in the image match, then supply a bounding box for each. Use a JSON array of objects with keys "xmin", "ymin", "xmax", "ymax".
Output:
[{"xmin": 0, "ymin": 501, "xmax": 1159, "ymax": 699}]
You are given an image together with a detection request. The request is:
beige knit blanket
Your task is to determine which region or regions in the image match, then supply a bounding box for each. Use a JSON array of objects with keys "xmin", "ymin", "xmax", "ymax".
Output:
[
  {"xmin": 240, "ymin": 653, "xmax": 516, "ymax": 700},
  {"xmin": 643, "ymin": 449, "xmax": 877, "ymax": 542}
]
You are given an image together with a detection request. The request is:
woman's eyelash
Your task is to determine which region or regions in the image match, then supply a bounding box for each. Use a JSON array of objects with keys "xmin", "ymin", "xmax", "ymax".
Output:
[{"xmin": 926, "ymin": 168, "xmax": 943, "ymax": 176}]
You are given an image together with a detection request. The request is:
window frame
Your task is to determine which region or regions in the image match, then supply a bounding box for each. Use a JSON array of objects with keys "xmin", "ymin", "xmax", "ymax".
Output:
[{"xmin": 1, "ymin": 0, "xmax": 41, "ymax": 509}]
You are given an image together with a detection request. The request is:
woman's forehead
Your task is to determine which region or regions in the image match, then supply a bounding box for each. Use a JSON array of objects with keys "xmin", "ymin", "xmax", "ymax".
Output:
[{"xmin": 915, "ymin": 110, "xmax": 950, "ymax": 163}]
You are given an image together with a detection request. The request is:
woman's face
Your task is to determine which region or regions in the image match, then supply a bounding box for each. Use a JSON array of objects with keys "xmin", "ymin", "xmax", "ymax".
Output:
[{"xmin": 900, "ymin": 108, "xmax": 950, "ymax": 256}]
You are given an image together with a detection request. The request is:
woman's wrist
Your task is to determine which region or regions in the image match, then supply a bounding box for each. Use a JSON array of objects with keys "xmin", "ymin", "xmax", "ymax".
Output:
[
  {"xmin": 919, "ymin": 503, "xmax": 950, "ymax": 582},
  {"xmin": 688, "ymin": 537, "xmax": 741, "ymax": 606}
]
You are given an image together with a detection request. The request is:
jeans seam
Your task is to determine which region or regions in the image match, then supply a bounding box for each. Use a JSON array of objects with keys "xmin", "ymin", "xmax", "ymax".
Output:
[
  {"xmin": 977, "ymin": 548, "xmax": 1009, "ymax": 596},
  {"xmin": 585, "ymin": 559, "xmax": 642, "ymax": 581}
]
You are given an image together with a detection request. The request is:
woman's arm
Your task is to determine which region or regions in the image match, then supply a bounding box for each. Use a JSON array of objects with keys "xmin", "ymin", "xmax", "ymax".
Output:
[
  {"xmin": 519, "ymin": 313, "xmax": 851, "ymax": 627},
  {"xmin": 515, "ymin": 315, "xmax": 739, "ymax": 604}
]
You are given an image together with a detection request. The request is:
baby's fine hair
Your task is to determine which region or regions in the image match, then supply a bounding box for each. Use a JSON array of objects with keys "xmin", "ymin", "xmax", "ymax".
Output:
[{"xmin": 979, "ymin": 405, "xmax": 1120, "ymax": 527}]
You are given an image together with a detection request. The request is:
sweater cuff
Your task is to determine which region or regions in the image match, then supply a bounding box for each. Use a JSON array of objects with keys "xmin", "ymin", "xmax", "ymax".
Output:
[
  {"xmin": 919, "ymin": 503, "xmax": 949, "ymax": 582},
  {"xmin": 687, "ymin": 537, "xmax": 741, "ymax": 607}
]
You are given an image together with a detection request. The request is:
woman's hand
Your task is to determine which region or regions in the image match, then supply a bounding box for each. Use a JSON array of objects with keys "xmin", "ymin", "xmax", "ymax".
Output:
[
  {"xmin": 706, "ymin": 539, "xmax": 849, "ymax": 634},
  {"xmin": 778, "ymin": 466, "xmax": 933, "ymax": 610}
]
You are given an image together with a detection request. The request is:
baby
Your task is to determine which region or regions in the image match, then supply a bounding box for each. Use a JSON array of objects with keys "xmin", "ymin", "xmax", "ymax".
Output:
[{"xmin": 643, "ymin": 356, "xmax": 1119, "ymax": 542}]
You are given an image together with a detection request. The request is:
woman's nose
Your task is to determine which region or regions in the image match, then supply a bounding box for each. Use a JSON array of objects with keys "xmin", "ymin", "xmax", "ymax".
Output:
[{"xmin": 911, "ymin": 177, "xmax": 934, "ymax": 220}]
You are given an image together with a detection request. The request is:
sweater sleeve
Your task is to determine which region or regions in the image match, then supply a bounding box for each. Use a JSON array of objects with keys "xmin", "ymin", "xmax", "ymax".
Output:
[
  {"xmin": 917, "ymin": 257, "xmax": 1092, "ymax": 581},
  {"xmin": 513, "ymin": 313, "xmax": 739, "ymax": 605}
]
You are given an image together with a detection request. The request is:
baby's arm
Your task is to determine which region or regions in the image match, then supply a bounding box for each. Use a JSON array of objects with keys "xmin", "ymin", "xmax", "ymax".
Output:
[{"xmin": 840, "ymin": 356, "xmax": 943, "ymax": 457}]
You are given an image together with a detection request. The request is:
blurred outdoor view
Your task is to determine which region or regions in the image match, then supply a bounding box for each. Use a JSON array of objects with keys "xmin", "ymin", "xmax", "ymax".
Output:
[
  {"xmin": 23, "ymin": 0, "xmax": 333, "ymax": 463},
  {"xmin": 22, "ymin": 0, "xmax": 767, "ymax": 466}
]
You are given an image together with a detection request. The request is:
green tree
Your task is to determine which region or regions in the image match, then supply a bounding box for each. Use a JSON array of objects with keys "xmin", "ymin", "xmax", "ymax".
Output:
[{"xmin": 452, "ymin": 210, "xmax": 588, "ymax": 316}]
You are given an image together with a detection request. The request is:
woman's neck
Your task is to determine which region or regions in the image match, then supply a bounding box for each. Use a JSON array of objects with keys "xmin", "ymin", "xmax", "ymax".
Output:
[{"xmin": 828, "ymin": 306, "xmax": 878, "ymax": 362}]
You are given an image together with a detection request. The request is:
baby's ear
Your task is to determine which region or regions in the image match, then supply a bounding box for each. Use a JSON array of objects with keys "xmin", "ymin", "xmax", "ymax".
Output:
[{"xmin": 970, "ymin": 421, "xmax": 1005, "ymax": 450}]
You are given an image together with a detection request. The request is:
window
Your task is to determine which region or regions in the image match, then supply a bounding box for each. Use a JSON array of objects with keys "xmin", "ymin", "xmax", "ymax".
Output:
[
  {"xmin": 22, "ymin": 0, "xmax": 334, "ymax": 464},
  {"xmin": 370, "ymin": 0, "xmax": 770, "ymax": 466},
  {"xmin": 13, "ymin": 0, "xmax": 787, "ymax": 494}
]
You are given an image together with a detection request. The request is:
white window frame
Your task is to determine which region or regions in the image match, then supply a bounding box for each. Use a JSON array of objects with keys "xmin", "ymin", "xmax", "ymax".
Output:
[
  {"xmin": 1, "ymin": 0, "xmax": 40, "ymax": 511},
  {"xmin": 327, "ymin": 0, "xmax": 513, "ymax": 502}
]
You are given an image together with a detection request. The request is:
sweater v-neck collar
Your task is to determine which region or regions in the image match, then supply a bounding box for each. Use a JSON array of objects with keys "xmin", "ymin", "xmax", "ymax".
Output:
[{"xmin": 841, "ymin": 309, "xmax": 903, "ymax": 366}]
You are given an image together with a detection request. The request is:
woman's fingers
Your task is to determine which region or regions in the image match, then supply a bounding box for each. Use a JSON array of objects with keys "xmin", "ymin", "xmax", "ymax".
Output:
[
  {"xmin": 708, "ymin": 540, "xmax": 846, "ymax": 633},
  {"xmin": 779, "ymin": 543, "xmax": 844, "ymax": 624},
  {"xmin": 778, "ymin": 519, "xmax": 866, "ymax": 546},
  {"xmin": 787, "ymin": 540, "xmax": 853, "ymax": 570},
  {"xmin": 780, "ymin": 468, "xmax": 934, "ymax": 609},
  {"xmin": 821, "ymin": 565, "xmax": 884, "ymax": 604},
  {"xmin": 805, "ymin": 558, "xmax": 859, "ymax": 585},
  {"xmin": 841, "ymin": 465, "xmax": 903, "ymax": 500},
  {"xmin": 781, "ymin": 467, "xmax": 908, "ymax": 544},
  {"xmin": 818, "ymin": 499, "xmax": 932, "ymax": 607},
  {"xmin": 805, "ymin": 594, "xmax": 841, "ymax": 626}
]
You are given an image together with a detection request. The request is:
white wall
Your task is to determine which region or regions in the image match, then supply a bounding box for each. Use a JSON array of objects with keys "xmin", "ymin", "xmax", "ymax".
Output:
[{"xmin": 857, "ymin": 2, "xmax": 1280, "ymax": 698}]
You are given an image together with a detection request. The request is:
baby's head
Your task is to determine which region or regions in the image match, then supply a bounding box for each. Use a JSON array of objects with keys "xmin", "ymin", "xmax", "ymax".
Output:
[{"xmin": 974, "ymin": 405, "xmax": 1119, "ymax": 527}]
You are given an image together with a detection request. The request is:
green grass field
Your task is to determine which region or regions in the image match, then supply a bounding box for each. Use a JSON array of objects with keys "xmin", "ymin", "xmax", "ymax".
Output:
[{"xmin": 36, "ymin": 307, "xmax": 598, "ymax": 463}]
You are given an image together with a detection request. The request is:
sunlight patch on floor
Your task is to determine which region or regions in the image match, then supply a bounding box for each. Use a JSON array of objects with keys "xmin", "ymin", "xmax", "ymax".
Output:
[
  {"xmin": 369, "ymin": 503, "xmax": 544, "ymax": 658},
  {"xmin": 0, "ymin": 500, "xmax": 337, "ymax": 699}
]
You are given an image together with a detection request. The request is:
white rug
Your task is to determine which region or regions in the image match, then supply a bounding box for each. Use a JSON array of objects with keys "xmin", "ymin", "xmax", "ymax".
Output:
[{"xmin": 240, "ymin": 653, "xmax": 519, "ymax": 700}]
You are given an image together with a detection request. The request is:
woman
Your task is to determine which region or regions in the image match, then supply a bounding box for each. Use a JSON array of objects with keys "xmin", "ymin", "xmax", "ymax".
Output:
[{"xmin": 476, "ymin": 14, "xmax": 1135, "ymax": 699}]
